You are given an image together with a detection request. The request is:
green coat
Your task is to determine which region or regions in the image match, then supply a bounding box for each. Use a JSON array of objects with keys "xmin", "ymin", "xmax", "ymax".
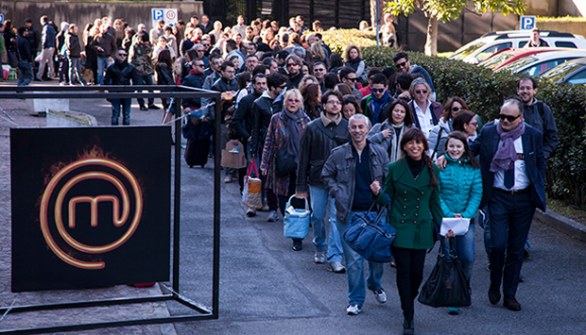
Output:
[{"xmin": 377, "ymin": 158, "xmax": 443, "ymax": 249}]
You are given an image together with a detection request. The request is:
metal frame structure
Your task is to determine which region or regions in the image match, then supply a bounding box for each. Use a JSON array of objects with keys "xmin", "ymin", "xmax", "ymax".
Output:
[{"xmin": 0, "ymin": 85, "xmax": 222, "ymax": 334}]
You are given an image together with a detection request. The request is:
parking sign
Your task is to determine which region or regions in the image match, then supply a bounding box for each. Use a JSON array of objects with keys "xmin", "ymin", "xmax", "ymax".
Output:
[
  {"xmin": 151, "ymin": 8, "xmax": 178, "ymax": 28},
  {"xmin": 520, "ymin": 16, "xmax": 536, "ymax": 30}
]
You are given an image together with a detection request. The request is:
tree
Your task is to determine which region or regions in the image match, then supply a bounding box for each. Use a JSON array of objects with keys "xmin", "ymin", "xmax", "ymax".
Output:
[{"xmin": 386, "ymin": 0, "xmax": 526, "ymax": 56}]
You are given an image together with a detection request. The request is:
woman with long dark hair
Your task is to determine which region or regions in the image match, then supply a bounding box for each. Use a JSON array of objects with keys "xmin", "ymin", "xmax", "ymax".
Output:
[
  {"xmin": 371, "ymin": 127, "xmax": 443, "ymax": 335},
  {"xmin": 367, "ymin": 100, "xmax": 414, "ymax": 163},
  {"xmin": 301, "ymin": 82, "xmax": 322, "ymax": 120},
  {"xmin": 155, "ymin": 49, "xmax": 174, "ymax": 110}
]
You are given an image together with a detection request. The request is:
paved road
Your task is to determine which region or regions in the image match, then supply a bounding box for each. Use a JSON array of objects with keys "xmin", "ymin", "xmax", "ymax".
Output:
[{"xmin": 0, "ymin": 82, "xmax": 584, "ymax": 334}]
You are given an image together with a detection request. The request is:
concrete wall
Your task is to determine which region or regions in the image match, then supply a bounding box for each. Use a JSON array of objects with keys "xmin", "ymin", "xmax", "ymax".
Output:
[
  {"xmin": 0, "ymin": 0, "xmax": 203, "ymax": 30},
  {"xmin": 526, "ymin": 0, "xmax": 585, "ymax": 16}
]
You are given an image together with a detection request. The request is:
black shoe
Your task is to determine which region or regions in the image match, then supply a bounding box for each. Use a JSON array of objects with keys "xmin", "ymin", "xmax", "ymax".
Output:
[
  {"xmin": 139, "ymin": 105, "xmax": 148, "ymax": 111},
  {"xmin": 488, "ymin": 285, "xmax": 501, "ymax": 305},
  {"xmin": 403, "ymin": 319, "xmax": 414, "ymax": 335},
  {"xmin": 148, "ymin": 104, "xmax": 161, "ymax": 110},
  {"xmin": 292, "ymin": 239, "xmax": 302, "ymax": 251},
  {"xmin": 503, "ymin": 296, "xmax": 521, "ymax": 311}
]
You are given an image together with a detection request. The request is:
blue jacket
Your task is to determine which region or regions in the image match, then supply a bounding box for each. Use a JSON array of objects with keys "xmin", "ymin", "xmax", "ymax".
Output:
[
  {"xmin": 42, "ymin": 23, "xmax": 56, "ymax": 49},
  {"xmin": 470, "ymin": 122, "xmax": 546, "ymax": 211},
  {"xmin": 439, "ymin": 155, "xmax": 482, "ymax": 218}
]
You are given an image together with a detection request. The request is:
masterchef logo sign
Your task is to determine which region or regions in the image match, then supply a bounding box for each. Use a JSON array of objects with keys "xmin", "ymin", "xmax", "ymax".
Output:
[{"xmin": 11, "ymin": 127, "xmax": 170, "ymax": 292}]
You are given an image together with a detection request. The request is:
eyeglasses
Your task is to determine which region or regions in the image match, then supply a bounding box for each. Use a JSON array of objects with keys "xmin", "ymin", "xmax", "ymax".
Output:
[
  {"xmin": 499, "ymin": 114, "xmax": 521, "ymax": 122},
  {"xmin": 117, "ymin": 53, "xmax": 128, "ymax": 57},
  {"xmin": 415, "ymin": 90, "xmax": 428, "ymax": 94},
  {"xmin": 372, "ymin": 88, "xmax": 385, "ymax": 93},
  {"xmin": 451, "ymin": 106, "xmax": 461, "ymax": 112},
  {"xmin": 314, "ymin": 68, "xmax": 325, "ymax": 72},
  {"xmin": 196, "ymin": 49, "xmax": 205, "ymax": 52},
  {"xmin": 287, "ymin": 98, "xmax": 301, "ymax": 103},
  {"xmin": 194, "ymin": 63, "xmax": 205, "ymax": 67},
  {"xmin": 469, "ymin": 121, "xmax": 478, "ymax": 126},
  {"xmin": 395, "ymin": 61, "xmax": 407, "ymax": 68},
  {"xmin": 346, "ymin": 77, "xmax": 357, "ymax": 82},
  {"xmin": 326, "ymin": 100, "xmax": 341, "ymax": 105}
]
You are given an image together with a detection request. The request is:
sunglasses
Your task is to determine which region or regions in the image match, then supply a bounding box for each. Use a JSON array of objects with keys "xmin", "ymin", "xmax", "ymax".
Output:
[
  {"xmin": 415, "ymin": 90, "xmax": 428, "ymax": 94},
  {"xmin": 194, "ymin": 63, "xmax": 205, "ymax": 67},
  {"xmin": 499, "ymin": 114, "xmax": 521, "ymax": 122},
  {"xmin": 286, "ymin": 63, "xmax": 298, "ymax": 67},
  {"xmin": 117, "ymin": 53, "xmax": 128, "ymax": 57},
  {"xmin": 346, "ymin": 77, "xmax": 357, "ymax": 82},
  {"xmin": 314, "ymin": 68, "xmax": 325, "ymax": 72},
  {"xmin": 395, "ymin": 61, "xmax": 407, "ymax": 68},
  {"xmin": 451, "ymin": 106, "xmax": 461, "ymax": 112},
  {"xmin": 469, "ymin": 121, "xmax": 478, "ymax": 126},
  {"xmin": 287, "ymin": 98, "xmax": 301, "ymax": 103},
  {"xmin": 372, "ymin": 88, "xmax": 385, "ymax": 93}
]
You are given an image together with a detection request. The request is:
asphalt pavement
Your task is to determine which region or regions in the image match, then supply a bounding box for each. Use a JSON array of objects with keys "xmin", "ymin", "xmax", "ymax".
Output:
[{"xmin": 0, "ymin": 81, "xmax": 585, "ymax": 335}]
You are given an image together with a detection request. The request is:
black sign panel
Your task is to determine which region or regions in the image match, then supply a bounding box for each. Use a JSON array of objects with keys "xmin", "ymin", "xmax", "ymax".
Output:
[{"xmin": 11, "ymin": 127, "xmax": 171, "ymax": 292}]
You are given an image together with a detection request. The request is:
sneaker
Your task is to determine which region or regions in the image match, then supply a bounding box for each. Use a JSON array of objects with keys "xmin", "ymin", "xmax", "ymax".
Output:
[
  {"xmin": 328, "ymin": 261, "xmax": 346, "ymax": 273},
  {"xmin": 373, "ymin": 289, "xmax": 387, "ymax": 304},
  {"xmin": 223, "ymin": 175, "xmax": 233, "ymax": 183},
  {"xmin": 313, "ymin": 251, "xmax": 326, "ymax": 264},
  {"xmin": 246, "ymin": 208, "xmax": 256, "ymax": 217},
  {"xmin": 346, "ymin": 304, "xmax": 362, "ymax": 315},
  {"xmin": 267, "ymin": 210, "xmax": 279, "ymax": 222},
  {"xmin": 148, "ymin": 104, "xmax": 161, "ymax": 110}
]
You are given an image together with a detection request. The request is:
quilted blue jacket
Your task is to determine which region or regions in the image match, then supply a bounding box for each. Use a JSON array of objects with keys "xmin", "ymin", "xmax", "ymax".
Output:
[{"xmin": 439, "ymin": 155, "xmax": 482, "ymax": 219}]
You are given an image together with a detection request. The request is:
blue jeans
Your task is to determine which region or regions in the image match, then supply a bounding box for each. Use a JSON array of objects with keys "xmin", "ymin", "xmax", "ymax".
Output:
[
  {"xmin": 17, "ymin": 61, "xmax": 33, "ymax": 86},
  {"xmin": 137, "ymin": 74, "xmax": 155, "ymax": 106},
  {"xmin": 443, "ymin": 221, "xmax": 475, "ymax": 282},
  {"xmin": 336, "ymin": 211, "xmax": 384, "ymax": 306},
  {"xmin": 309, "ymin": 185, "xmax": 343, "ymax": 263},
  {"xmin": 111, "ymin": 98, "xmax": 132, "ymax": 125},
  {"xmin": 96, "ymin": 56, "xmax": 110, "ymax": 85},
  {"xmin": 488, "ymin": 190, "xmax": 535, "ymax": 297}
]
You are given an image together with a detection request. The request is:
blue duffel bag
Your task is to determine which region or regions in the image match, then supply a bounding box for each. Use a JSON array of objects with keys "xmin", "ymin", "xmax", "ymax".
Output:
[{"xmin": 343, "ymin": 204, "xmax": 395, "ymax": 263}]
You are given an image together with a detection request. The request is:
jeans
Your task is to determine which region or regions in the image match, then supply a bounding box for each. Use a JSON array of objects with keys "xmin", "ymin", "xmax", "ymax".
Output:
[
  {"xmin": 111, "ymin": 98, "xmax": 132, "ymax": 125},
  {"xmin": 336, "ymin": 211, "xmax": 384, "ymax": 306},
  {"xmin": 58, "ymin": 55, "xmax": 69, "ymax": 83},
  {"xmin": 309, "ymin": 185, "xmax": 343, "ymax": 263},
  {"xmin": 37, "ymin": 47, "xmax": 55, "ymax": 79},
  {"xmin": 96, "ymin": 56, "xmax": 110, "ymax": 85},
  {"xmin": 488, "ymin": 190, "xmax": 535, "ymax": 297},
  {"xmin": 443, "ymin": 220, "xmax": 475, "ymax": 282},
  {"xmin": 137, "ymin": 74, "xmax": 154, "ymax": 106},
  {"xmin": 68, "ymin": 57, "xmax": 86, "ymax": 85},
  {"xmin": 17, "ymin": 61, "xmax": 33, "ymax": 86}
]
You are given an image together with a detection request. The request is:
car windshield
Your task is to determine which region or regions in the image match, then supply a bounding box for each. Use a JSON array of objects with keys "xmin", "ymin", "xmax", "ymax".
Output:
[
  {"xmin": 495, "ymin": 56, "xmax": 538, "ymax": 73},
  {"xmin": 451, "ymin": 41, "xmax": 485, "ymax": 60},
  {"xmin": 541, "ymin": 61, "xmax": 582, "ymax": 81},
  {"xmin": 480, "ymin": 52, "xmax": 515, "ymax": 69}
]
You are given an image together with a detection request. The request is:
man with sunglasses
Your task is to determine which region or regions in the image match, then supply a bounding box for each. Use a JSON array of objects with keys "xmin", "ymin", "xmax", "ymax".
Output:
[
  {"xmin": 469, "ymin": 98, "xmax": 546, "ymax": 312},
  {"xmin": 393, "ymin": 51, "xmax": 436, "ymax": 101},
  {"xmin": 339, "ymin": 67, "xmax": 363, "ymax": 100},
  {"xmin": 360, "ymin": 73, "xmax": 395, "ymax": 125},
  {"xmin": 284, "ymin": 54, "xmax": 303, "ymax": 89},
  {"xmin": 104, "ymin": 50, "xmax": 140, "ymax": 125},
  {"xmin": 296, "ymin": 90, "xmax": 349, "ymax": 272}
]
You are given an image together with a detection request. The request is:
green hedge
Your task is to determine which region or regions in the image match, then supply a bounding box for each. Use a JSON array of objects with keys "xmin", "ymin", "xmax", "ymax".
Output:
[{"xmin": 357, "ymin": 46, "xmax": 586, "ymax": 208}]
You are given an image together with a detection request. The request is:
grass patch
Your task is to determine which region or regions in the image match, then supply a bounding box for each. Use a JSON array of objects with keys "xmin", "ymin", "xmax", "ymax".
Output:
[{"xmin": 547, "ymin": 198, "xmax": 586, "ymax": 226}]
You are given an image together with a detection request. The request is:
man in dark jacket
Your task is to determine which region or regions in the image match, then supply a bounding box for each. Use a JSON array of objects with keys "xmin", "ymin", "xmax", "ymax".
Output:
[
  {"xmin": 285, "ymin": 54, "xmax": 303, "ymax": 89},
  {"xmin": 296, "ymin": 90, "xmax": 349, "ymax": 271},
  {"xmin": 92, "ymin": 24, "xmax": 117, "ymax": 85},
  {"xmin": 65, "ymin": 24, "xmax": 86, "ymax": 85},
  {"xmin": 104, "ymin": 50, "xmax": 139, "ymax": 125},
  {"xmin": 36, "ymin": 15, "xmax": 56, "ymax": 81},
  {"xmin": 360, "ymin": 74, "xmax": 395, "ymax": 125},
  {"xmin": 182, "ymin": 60, "xmax": 206, "ymax": 109},
  {"xmin": 16, "ymin": 27, "xmax": 34, "ymax": 86}
]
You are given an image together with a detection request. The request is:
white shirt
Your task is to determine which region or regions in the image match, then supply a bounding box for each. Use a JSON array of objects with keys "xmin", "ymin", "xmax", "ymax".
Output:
[
  {"xmin": 414, "ymin": 100, "xmax": 434, "ymax": 138},
  {"xmin": 493, "ymin": 136, "xmax": 530, "ymax": 190}
]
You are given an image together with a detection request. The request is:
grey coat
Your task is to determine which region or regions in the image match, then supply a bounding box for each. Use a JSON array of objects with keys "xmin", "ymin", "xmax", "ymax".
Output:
[{"xmin": 322, "ymin": 142, "xmax": 389, "ymax": 223}]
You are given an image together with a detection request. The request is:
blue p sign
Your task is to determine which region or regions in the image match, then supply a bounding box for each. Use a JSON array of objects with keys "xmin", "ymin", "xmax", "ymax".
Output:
[
  {"xmin": 0, "ymin": 13, "xmax": 4, "ymax": 25},
  {"xmin": 520, "ymin": 16, "xmax": 536, "ymax": 30},
  {"xmin": 152, "ymin": 8, "xmax": 164, "ymax": 21}
]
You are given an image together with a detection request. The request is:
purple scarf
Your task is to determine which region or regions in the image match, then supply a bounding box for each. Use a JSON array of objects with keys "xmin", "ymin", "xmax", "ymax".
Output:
[{"xmin": 490, "ymin": 121, "xmax": 525, "ymax": 173}]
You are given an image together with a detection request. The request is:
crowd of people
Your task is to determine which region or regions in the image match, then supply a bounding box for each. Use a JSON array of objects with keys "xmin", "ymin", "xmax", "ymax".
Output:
[{"xmin": 2, "ymin": 12, "xmax": 560, "ymax": 335}]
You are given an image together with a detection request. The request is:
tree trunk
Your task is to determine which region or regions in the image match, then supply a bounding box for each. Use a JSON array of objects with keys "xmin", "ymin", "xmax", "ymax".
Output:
[
  {"xmin": 424, "ymin": 16, "xmax": 438, "ymax": 56},
  {"xmin": 370, "ymin": 0, "xmax": 384, "ymax": 29}
]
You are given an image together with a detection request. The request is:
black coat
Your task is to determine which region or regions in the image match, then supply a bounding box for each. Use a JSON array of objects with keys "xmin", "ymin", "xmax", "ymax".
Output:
[
  {"xmin": 231, "ymin": 90, "xmax": 263, "ymax": 142},
  {"xmin": 65, "ymin": 32, "xmax": 81, "ymax": 58},
  {"xmin": 104, "ymin": 60, "xmax": 139, "ymax": 86}
]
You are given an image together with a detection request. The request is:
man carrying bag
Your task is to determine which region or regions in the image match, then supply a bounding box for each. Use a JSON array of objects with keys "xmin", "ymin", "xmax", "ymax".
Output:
[{"xmin": 322, "ymin": 114, "xmax": 390, "ymax": 316}]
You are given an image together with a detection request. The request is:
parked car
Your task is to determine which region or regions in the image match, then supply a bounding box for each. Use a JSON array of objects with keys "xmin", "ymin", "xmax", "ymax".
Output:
[
  {"xmin": 450, "ymin": 30, "xmax": 586, "ymax": 64},
  {"xmin": 495, "ymin": 49, "xmax": 586, "ymax": 76},
  {"xmin": 479, "ymin": 47, "xmax": 560, "ymax": 71},
  {"xmin": 540, "ymin": 57, "xmax": 586, "ymax": 85}
]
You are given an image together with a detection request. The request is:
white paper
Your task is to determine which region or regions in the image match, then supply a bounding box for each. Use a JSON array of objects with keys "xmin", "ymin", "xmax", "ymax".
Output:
[{"xmin": 440, "ymin": 218, "xmax": 471, "ymax": 236}]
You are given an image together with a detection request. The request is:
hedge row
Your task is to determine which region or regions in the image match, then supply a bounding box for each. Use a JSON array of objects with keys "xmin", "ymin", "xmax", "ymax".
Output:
[{"xmin": 355, "ymin": 45, "xmax": 586, "ymax": 208}]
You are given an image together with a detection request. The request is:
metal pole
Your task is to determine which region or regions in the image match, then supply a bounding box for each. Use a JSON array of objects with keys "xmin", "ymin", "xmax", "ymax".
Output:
[
  {"xmin": 173, "ymin": 99, "xmax": 182, "ymax": 293},
  {"xmin": 376, "ymin": 0, "xmax": 380, "ymax": 46},
  {"xmin": 212, "ymin": 95, "xmax": 221, "ymax": 319}
]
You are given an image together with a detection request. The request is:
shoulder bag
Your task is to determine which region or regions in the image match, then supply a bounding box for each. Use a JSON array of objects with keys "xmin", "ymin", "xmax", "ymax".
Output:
[{"xmin": 343, "ymin": 204, "xmax": 395, "ymax": 263}]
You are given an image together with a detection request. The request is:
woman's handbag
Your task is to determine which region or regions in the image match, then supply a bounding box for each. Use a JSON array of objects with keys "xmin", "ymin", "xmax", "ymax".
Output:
[
  {"xmin": 275, "ymin": 149, "xmax": 297, "ymax": 177},
  {"xmin": 343, "ymin": 204, "xmax": 395, "ymax": 263},
  {"xmin": 283, "ymin": 195, "xmax": 311, "ymax": 239},
  {"xmin": 242, "ymin": 161, "xmax": 263, "ymax": 209},
  {"xmin": 418, "ymin": 237, "xmax": 471, "ymax": 307},
  {"xmin": 221, "ymin": 139, "xmax": 247, "ymax": 169}
]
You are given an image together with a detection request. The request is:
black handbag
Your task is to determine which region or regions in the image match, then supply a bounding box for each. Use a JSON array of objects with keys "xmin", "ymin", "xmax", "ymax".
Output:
[
  {"xmin": 418, "ymin": 237, "xmax": 471, "ymax": 308},
  {"xmin": 343, "ymin": 204, "xmax": 395, "ymax": 263},
  {"xmin": 275, "ymin": 149, "xmax": 297, "ymax": 177}
]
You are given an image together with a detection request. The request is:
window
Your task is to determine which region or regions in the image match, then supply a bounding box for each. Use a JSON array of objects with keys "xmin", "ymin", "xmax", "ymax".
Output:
[{"xmin": 555, "ymin": 41, "xmax": 577, "ymax": 48}]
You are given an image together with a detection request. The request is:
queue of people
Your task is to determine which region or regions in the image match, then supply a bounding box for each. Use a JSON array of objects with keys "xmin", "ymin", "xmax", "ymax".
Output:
[{"xmin": 3, "ymin": 13, "xmax": 560, "ymax": 335}]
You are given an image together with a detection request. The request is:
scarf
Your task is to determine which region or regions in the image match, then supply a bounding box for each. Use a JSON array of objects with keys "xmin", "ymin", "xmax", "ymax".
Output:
[
  {"xmin": 370, "ymin": 91, "xmax": 392, "ymax": 123},
  {"xmin": 283, "ymin": 108, "xmax": 304, "ymax": 162},
  {"xmin": 345, "ymin": 58, "xmax": 362, "ymax": 72},
  {"xmin": 389, "ymin": 123, "xmax": 405, "ymax": 163},
  {"xmin": 490, "ymin": 121, "xmax": 525, "ymax": 173}
]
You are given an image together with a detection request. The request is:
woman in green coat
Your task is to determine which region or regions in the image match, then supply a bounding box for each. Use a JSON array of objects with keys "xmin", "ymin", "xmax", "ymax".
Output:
[{"xmin": 371, "ymin": 128, "xmax": 443, "ymax": 335}]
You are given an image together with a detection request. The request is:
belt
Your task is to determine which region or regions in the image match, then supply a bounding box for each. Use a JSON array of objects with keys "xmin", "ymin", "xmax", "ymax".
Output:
[{"xmin": 493, "ymin": 187, "xmax": 531, "ymax": 195}]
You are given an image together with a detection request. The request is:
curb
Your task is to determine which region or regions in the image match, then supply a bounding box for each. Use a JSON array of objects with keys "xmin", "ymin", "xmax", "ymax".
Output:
[{"xmin": 534, "ymin": 209, "xmax": 586, "ymax": 242}]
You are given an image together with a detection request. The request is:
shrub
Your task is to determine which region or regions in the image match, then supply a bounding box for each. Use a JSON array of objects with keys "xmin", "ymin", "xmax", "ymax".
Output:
[{"xmin": 318, "ymin": 29, "xmax": 376, "ymax": 56}]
